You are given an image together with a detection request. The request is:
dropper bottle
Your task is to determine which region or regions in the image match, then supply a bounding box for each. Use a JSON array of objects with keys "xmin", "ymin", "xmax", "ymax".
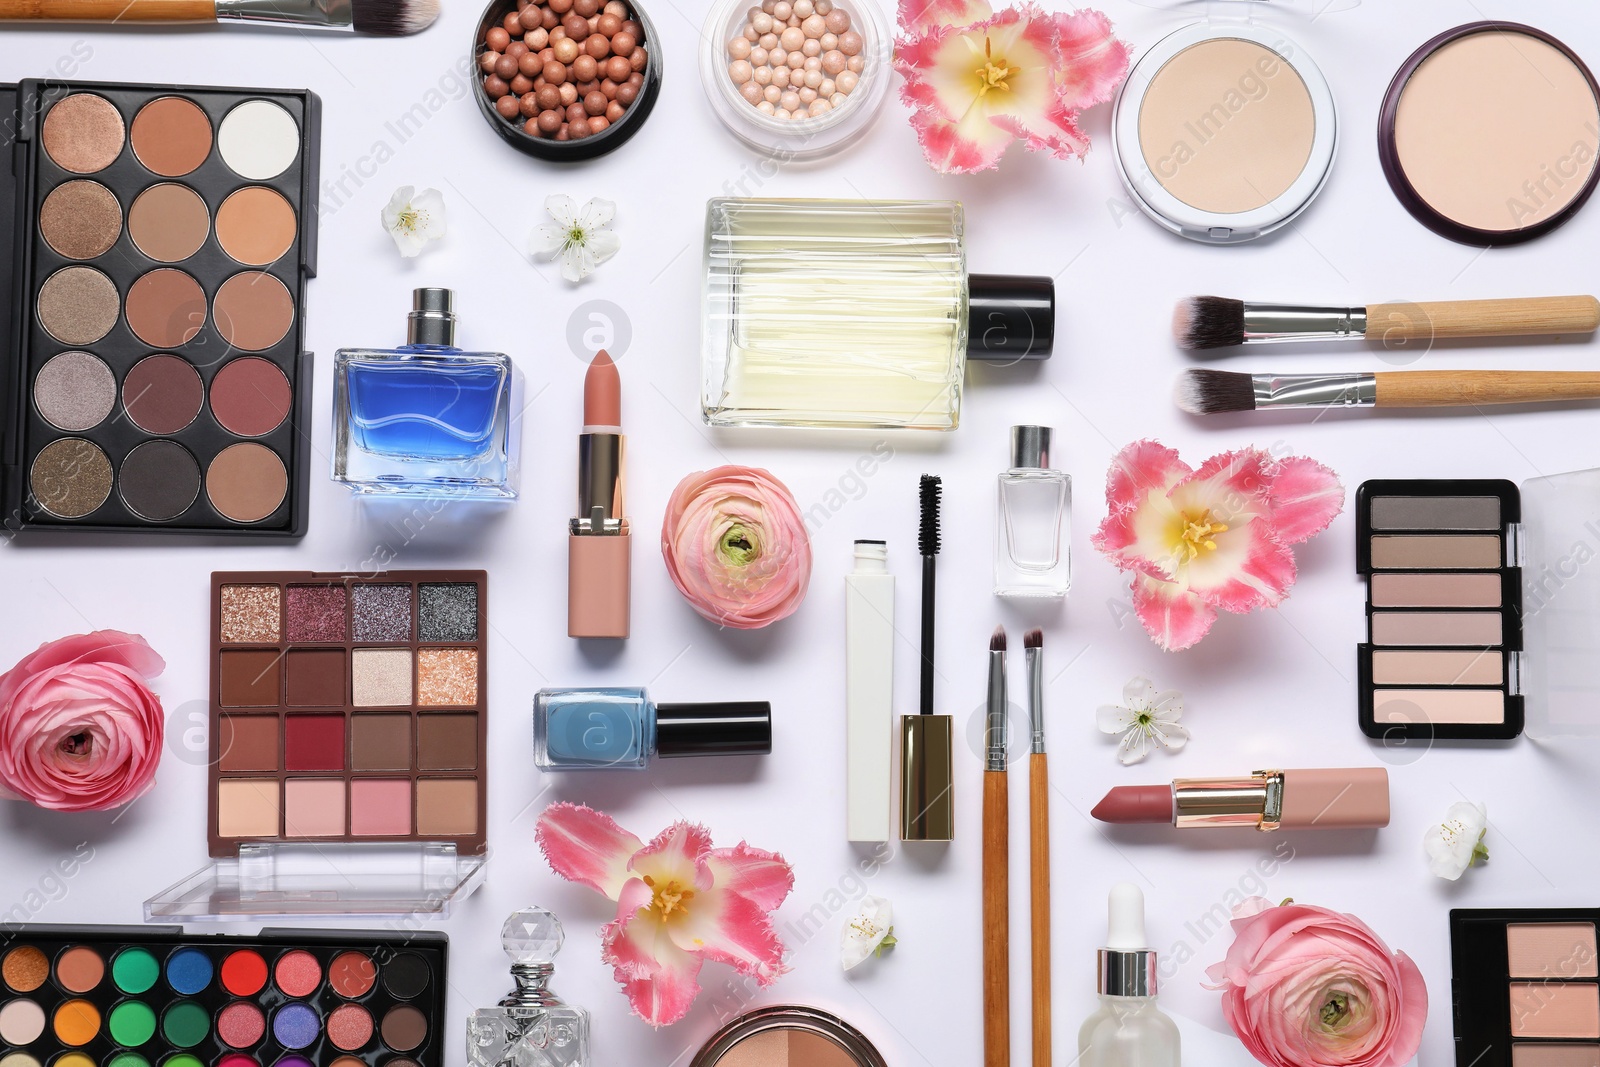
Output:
[{"xmin": 1078, "ymin": 883, "xmax": 1180, "ymax": 1067}]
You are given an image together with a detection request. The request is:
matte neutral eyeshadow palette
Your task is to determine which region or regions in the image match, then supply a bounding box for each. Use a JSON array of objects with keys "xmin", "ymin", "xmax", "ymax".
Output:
[
  {"xmin": 0, "ymin": 925, "xmax": 444, "ymax": 1067},
  {"xmin": 1357, "ymin": 480, "xmax": 1524, "ymax": 740},
  {"xmin": 0, "ymin": 78, "xmax": 320, "ymax": 536},
  {"xmin": 1452, "ymin": 908, "xmax": 1600, "ymax": 1067},
  {"xmin": 209, "ymin": 571, "xmax": 487, "ymax": 856}
]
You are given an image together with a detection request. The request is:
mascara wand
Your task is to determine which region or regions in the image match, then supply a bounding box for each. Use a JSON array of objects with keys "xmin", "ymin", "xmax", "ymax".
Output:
[{"xmin": 902, "ymin": 474, "xmax": 954, "ymax": 841}]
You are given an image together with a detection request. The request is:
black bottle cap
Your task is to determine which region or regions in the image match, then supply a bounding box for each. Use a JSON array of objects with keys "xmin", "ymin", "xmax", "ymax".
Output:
[
  {"xmin": 656, "ymin": 702, "xmax": 772, "ymax": 758},
  {"xmin": 967, "ymin": 274, "xmax": 1054, "ymax": 362}
]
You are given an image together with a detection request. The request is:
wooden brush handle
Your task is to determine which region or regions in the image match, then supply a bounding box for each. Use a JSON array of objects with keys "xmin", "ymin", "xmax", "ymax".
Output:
[
  {"xmin": 1367, "ymin": 296, "xmax": 1600, "ymax": 340},
  {"xmin": 1029, "ymin": 753, "xmax": 1050, "ymax": 1067},
  {"xmin": 1374, "ymin": 371, "xmax": 1600, "ymax": 407},
  {"xmin": 984, "ymin": 769, "xmax": 1010, "ymax": 1067},
  {"xmin": 0, "ymin": 0, "xmax": 217, "ymax": 20}
]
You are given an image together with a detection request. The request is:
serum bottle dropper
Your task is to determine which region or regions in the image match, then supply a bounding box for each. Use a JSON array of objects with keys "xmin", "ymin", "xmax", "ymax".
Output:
[{"xmin": 1078, "ymin": 883, "xmax": 1180, "ymax": 1067}]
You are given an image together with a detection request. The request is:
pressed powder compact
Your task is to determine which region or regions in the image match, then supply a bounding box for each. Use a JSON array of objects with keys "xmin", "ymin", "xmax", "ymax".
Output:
[
  {"xmin": 1451, "ymin": 908, "xmax": 1600, "ymax": 1066},
  {"xmin": 1380, "ymin": 22, "xmax": 1600, "ymax": 245},
  {"xmin": 689, "ymin": 1006, "xmax": 887, "ymax": 1067},
  {"xmin": 1111, "ymin": 3, "xmax": 1337, "ymax": 243}
]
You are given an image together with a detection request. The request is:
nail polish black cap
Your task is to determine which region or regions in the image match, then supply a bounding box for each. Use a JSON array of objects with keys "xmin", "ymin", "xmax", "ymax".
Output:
[
  {"xmin": 656, "ymin": 702, "xmax": 772, "ymax": 757},
  {"xmin": 967, "ymin": 274, "xmax": 1054, "ymax": 361}
]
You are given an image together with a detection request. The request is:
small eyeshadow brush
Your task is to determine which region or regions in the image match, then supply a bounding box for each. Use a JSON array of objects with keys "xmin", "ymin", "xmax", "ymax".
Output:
[
  {"xmin": 0, "ymin": 0, "xmax": 440, "ymax": 34},
  {"xmin": 1177, "ymin": 369, "xmax": 1600, "ymax": 415},
  {"xmin": 1024, "ymin": 628, "xmax": 1049, "ymax": 1067},
  {"xmin": 983, "ymin": 625, "xmax": 1009, "ymax": 1067}
]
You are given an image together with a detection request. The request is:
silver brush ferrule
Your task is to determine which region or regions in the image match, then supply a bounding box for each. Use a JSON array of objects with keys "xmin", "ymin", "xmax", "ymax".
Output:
[
  {"xmin": 986, "ymin": 648, "xmax": 1007, "ymax": 772},
  {"xmin": 1253, "ymin": 373, "xmax": 1377, "ymax": 408},
  {"xmin": 1241, "ymin": 303, "xmax": 1368, "ymax": 344},
  {"xmin": 1026, "ymin": 646, "xmax": 1043, "ymax": 754},
  {"xmin": 215, "ymin": 0, "xmax": 354, "ymax": 28}
]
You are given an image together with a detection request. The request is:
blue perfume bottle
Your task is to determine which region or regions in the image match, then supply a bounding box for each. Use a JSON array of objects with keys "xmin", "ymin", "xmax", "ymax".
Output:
[
  {"xmin": 532, "ymin": 687, "xmax": 771, "ymax": 770},
  {"xmin": 333, "ymin": 288, "xmax": 523, "ymax": 499}
]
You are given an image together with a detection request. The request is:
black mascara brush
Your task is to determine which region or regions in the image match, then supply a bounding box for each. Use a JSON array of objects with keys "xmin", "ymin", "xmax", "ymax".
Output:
[{"xmin": 902, "ymin": 474, "xmax": 953, "ymax": 842}]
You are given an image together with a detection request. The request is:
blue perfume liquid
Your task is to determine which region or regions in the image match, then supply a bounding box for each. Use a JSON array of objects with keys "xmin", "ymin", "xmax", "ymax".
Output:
[{"xmin": 345, "ymin": 347, "xmax": 507, "ymax": 461}]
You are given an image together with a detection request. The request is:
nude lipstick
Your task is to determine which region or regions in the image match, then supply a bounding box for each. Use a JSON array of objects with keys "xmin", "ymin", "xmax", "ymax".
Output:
[
  {"xmin": 1091, "ymin": 768, "xmax": 1389, "ymax": 831},
  {"xmin": 569, "ymin": 349, "xmax": 630, "ymax": 639}
]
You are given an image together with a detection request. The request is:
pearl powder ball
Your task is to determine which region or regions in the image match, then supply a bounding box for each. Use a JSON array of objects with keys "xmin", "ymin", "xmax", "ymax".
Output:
[
  {"xmin": 729, "ymin": 59, "xmax": 753, "ymax": 82},
  {"xmin": 750, "ymin": 45, "xmax": 768, "ymax": 64},
  {"xmin": 798, "ymin": 86, "xmax": 817, "ymax": 103},
  {"xmin": 740, "ymin": 81, "xmax": 764, "ymax": 103},
  {"xmin": 802, "ymin": 38, "xmax": 821, "ymax": 57},
  {"xmin": 729, "ymin": 35, "xmax": 751, "ymax": 57},
  {"xmin": 725, "ymin": 0, "xmax": 867, "ymax": 125},
  {"xmin": 835, "ymin": 68, "xmax": 857, "ymax": 93},
  {"xmin": 758, "ymin": 100, "xmax": 775, "ymax": 113},
  {"xmin": 753, "ymin": 65, "xmax": 772, "ymax": 84},
  {"xmin": 792, "ymin": 0, "xmax": 812, "ymax": 15},
  {"xmin": 763, "ymin": 83, "xmax": 780, "ymax": 101},
  {"xmin": 779, "ymin": 26, "xmax": 803, "ymax": 49},
  {"xmin": 772, "ymin": 0, "xmax": 790, "ymax": 18}
]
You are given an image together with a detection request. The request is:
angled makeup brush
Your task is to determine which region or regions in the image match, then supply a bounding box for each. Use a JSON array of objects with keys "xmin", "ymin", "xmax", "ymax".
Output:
[
  {"xmin": 1024, "ymin": 628, "xmax": 1049, "ymax": 1067},
  {"xmin": 1174, "ymin": 294, "xmax": 1600, "ymax": 351},
  {"xmin": 1177, "ymin": 369, "xmax": 1600, "ymax": 415},
  {"xmin": 983, "ymin": 625, "xmax": 1009, "ymax": 1067},
  {"xmin": 900, "ymin": 474, "xmax": 953, "ymax": 842},
  {"xmin": 0, "ymin": 0, "xmax": 440, "ymax": 35}
]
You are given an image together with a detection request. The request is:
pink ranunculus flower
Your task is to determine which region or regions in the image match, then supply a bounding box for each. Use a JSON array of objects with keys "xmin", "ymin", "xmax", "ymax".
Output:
[
  {"xmin": 0, "ymin": 630, "xmax": 166, "ymax": 812},
  {"xmin": 535, "ymin": 803, "xmax": 794, "ymax": 1027},
  {"xmin": 894, "ymin": 0, "xmax": 1130, "ymax": 174},
  {"xmin": 1205, "ymin": 897, "xmax": 1428, "ymax": 1067},
  {"xmin": 1091, "ymin": 441, "xmax": 1344, "ymax": 651},
  {"xmin": 661, "ymin": 465, "xmax": 812, "ymax": 630}
]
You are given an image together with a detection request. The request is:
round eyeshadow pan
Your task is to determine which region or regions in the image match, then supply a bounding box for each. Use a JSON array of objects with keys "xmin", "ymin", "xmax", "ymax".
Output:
[
  {"xmin": 213, "ymin": 272, "xmax": 294, "ymax": 352},
  {"xmin": 273, "ymin": 1056, "xmax": 313, "ymax": 1067},
  {"xmin": 381, "ymin": 952, "xmax": 429, "ymax": 999},
  {"xmin": 54, "ymin": 1055, "xmax": 93, "ymax": 1067},
  {"xmin": 210, "ymin": 357, "xmax": 291, "ymax": 437},
  {"xmin": 123, "ymin": 353, "xmax": 205, "ymax": 435},
  {"xmin": 34, "ymin": 350, "xmax": 115, "ymax": 432},
  {"xmin": 36, "ymin": 265, "xmax": 118, "ymax": 346},
  {"xmin": 161, "ymin": 1002, "xmax": 209, "ymax": 1048},
  {"xmin": 126, "ymin": 268, "xmax": 206, "ymax": 348},
  {"xmin": 118, "ymin": 439, "xmax": 201, "ymax": 521},
  {"xmin": 218, "ymin": 1002, "xmax": 266, "ymax": 1048},
  {"xmin": 55, "ymin": 946, "xmax": 104, "ymax": 993},
  {"xmin": 3, "ymin": 946, "xmax": 49, "ymax": 993},
  {"xmin": 0, "ymin": 1055, "xmax": 40, "ymax": 1067},
  {"xmin": 130, "ymin": 97, "xmax": 213, "ymax": 177},
  {"xmin": 327, "ymin": 1004, "xmax": 372, "ymax": 1051},
  {"xmin": 29, "ymin": 438, "xmax": 112, "ymax": 519},
  {"xmin": 0, "ymin": 1000, "xmax": 45, "ymax": 1046},
  {"xmin": 216, "ymin": 187, "xmax": 297, "ymax": 266},
  {"xmin": 380, "ymin": 1005, "xmax": 426, "ymax": 1052},
  {"xmin": 52, "ymin": 1000, "xmax": 99, "ymax": 1046},
  {"xmin": 220, "ymin": 950, "xmax": 268, "ymax": 997},
  {"xmin": 271, "ymin": 1004, "xmax": 319, "ymax": 1050},
  {"xmin": 218, "ymin": 1056, "xmax": 257, "ymax": 1067},
  {"xmin": 112, "ymin": 948, "xmax": 161, "ymax": 995},
  {"xmin": 162, "ymin": 1054, "xmax": 202, "ymax": 1067},
  {"xmin": 128, "ymin": 184, "xmax": 210, "ymax": 263},
  {"xmin": 206, "ymin": 443, "xmax": 287, "ymax": 524},
  {"xmin": 108, "ymin": 1001, "xmax": 157, "ymax": 1047},
  {"xmin": 329, "ymin": 1057, "xmax": 366, "ymax": 1067},
  {"xmin": 217, "ymin": 100, "xmax": 299, "ymax": 180},
  {"xmin": 164, "ymin": 948, "xmax": 213, "ymax": 995},
  {"xmin": 39, "ymin": 180, "xmax": 122, "ymax": 260},
  {"xmin": 273, "ymin": 950, "xmax": 321, "ymax": 997},
  {"xmin": 328, "ymin": 952, "xmax": 377, "ymax": 999},
  {"xmin": 42, "ymin": 94, "xmax": 125, "ymax": 174},
  {"xmin": 107, "ymin": 1054, "xmax": 149, "ymax": 1067}
]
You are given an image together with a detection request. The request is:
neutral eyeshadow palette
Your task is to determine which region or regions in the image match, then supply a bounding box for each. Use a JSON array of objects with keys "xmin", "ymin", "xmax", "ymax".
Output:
[
  {"xmin": 0, "ymin": 925, "xmax": 444, "ymax": 1067},
  {"xmin": 1356, "ymin": 480, "xmax": 1524, "ymax": 741},
  {"xmin": 0, "ymin": 78, "xmax": 319, "ymax": 537},
  {"xmin": 209, "ymin": 571, "xmax": 487, "ymax": 857},
  {"xmin": 1451, "ymin": 908, "xmax": 1600, "ymax": 1067}
]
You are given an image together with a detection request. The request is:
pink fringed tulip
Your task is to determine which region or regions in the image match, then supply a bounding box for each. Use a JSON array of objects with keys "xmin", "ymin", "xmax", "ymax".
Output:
[
  {"xmin": 0, "ymin": 630, "xmax": 165, "ymax": 811},
  {"xmin": 894, "ymin": 0, "xmax": 1129, "ymax": 174},
  {"xmin": 1205, "ymin": 897, "xmax": 1428, "ymax": 1067},
  {"xmin": 661, "ymin": 465, "xmax": 812, "ymax": 629},
  {"xmin": 1092, "ymin": 441, "xmax": 1344, "ymax": 651},
  {"xmin": 535, "ymin": 803, "xmax": 794, "ymax": 1027}
]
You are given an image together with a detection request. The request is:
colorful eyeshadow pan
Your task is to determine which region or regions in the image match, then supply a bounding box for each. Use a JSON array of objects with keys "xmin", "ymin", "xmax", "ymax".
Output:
[
  {"xmin": 1454, "ymin": 907, "xmax": 1600, "ymax": 1063},
  {"xmin": 273, "ymin": 952, "xmax": 320, "ymax": 998},
  {"xmin": 53, "ymin": 1000, "xmax": 98, "ymax": 1045},
  {"xmin": 55, "ymin": 948, "xmax": 103, "ymax": 993},
  {"xmin": 217, "ymin": 1002, "xmax": 265, "ymax": 1048},
  {"xmin": 109, "ymin": 1001, "xmax": 157, "ymax": 1046},
  {"xmin": 220, "ymin": 952, "xmax": 268, "ymax": 998},
  {"xmin": 3, "ymin": 947, "xmax": 49, "ymax": 993},
  {"xmin": 327, "ymin": 954, "xmax": 376, "ymax": 999},
  {"xmin": 0, "ymin": 1000, "xmax": 45, "ymax": 1045},
  {"xmin": 3, "ymin": 79, "xmax": 318, "ymax": 537},
  {"xmin": 165, "ymin": 950, "xmax": 213, "ymax": 996}
]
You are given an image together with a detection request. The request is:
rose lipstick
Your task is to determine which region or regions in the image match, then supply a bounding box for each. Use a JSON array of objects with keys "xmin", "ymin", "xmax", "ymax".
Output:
[
  {"xmin": 568, "ymin": 349, "xmax": 630, "ymax": 639},
  {"xmin": 1091, "ymin": 768, "xmax": 1389, "ymax": 832}
]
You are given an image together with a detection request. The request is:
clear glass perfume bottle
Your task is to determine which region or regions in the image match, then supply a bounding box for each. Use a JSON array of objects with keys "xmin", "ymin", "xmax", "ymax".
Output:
[
  {"xmin": 1078, "ymin": 884, "xmax": 1180, "ymax": 1067},
  {"xmin": 702, "ymin": 198, "xmax": 1055, "ymax": 431},
  {"xmin": 333, "ymin": 288, "xmax": 523, "ymax": 499},
  {"xmin": 466, "ymin": 907, "xmax": 589, "ymax": 1067},
  {"xmin": 996, "ymin": 425, "xmax": 1070, "ymax": 598}
]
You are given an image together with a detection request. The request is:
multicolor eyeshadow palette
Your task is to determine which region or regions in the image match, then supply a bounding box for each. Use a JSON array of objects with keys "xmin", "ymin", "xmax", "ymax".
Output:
[
  {"xmin": 1451, "ymin": 908, "xmax": 1600, "ymax": 1067},
  {"xmin": 1356, "ymin": 480, "xmax": 1524, "ymax": 740},
  {"xmin": 209, "ymin": 571, "xmax": 487, "ymax": 856},
  {"xmin": 0, "ymin": 78, "xmax": 319, "ymax": 536},
  {"xmin": 0, "ymin": 925, "xmax": 444, "ymax": 1067}
]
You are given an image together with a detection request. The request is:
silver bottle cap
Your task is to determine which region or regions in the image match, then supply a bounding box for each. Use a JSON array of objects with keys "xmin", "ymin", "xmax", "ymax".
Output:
[
  {"xmin": 1098, "ymin": 948, "xmax": 1158, "ymax": 997},
  {"xmin": 408, "ymin": 287, "xmax": 457, "ymax": 346},
  {"xmin": 1010, "ymin": 425, "xmax": 1053, "ymax": 469}
]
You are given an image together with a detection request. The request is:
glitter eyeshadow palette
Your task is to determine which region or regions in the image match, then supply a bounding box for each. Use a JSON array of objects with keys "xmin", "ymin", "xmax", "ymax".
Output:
[
  {"xmin": 208, "ymin": 571, "xmax": 487, "ymax": 856},
  {"xmin": 0, "ymin": 78, "xmax": 320, "ymax": 537},
  {"xmin": 0, "ymin": 925, "xmax": 445, "ymax": 1067}
]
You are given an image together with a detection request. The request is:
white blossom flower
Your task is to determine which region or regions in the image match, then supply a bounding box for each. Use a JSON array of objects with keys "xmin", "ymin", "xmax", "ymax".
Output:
[
  {"xmin": 381, "ymin": 186, "xmax": 446, "ymax": 257},
  {"xmin": 841, "ymin": 895, "xmax": 896, "ymax": 971},
  {"xmin": 1097, "ymin": 676, "xmax": 1187, "ymax": 766},
  {"xmin": 529, "ymin": 194, "xmax": 619, "ymax": 282},
  {"xmin": 1425, "ymin": 801, "xmax": 1488, "ymax": 880}
]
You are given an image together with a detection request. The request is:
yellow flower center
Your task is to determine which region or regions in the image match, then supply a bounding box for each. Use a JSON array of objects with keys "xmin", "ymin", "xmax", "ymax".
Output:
[
  {"xmin": 643, "ymin": 874, "xmax": 694, "ymax": 919},
  {"xmin": 397, "ymin": 208, "xmax": 423, "ymax": 234},
  {"xmin": 974, "ymin": 37, "xmax": 1019, "ymax": 97},
  {"xmin": 1178, "ymin": 509, "xmax": 1229, "ymax": 561}
]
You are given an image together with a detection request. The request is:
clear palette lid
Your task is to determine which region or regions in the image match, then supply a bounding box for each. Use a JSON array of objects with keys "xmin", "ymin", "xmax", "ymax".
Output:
[{"xmin": 1518, "ymin": 467, "xmax": 1600, "ymax": 740}]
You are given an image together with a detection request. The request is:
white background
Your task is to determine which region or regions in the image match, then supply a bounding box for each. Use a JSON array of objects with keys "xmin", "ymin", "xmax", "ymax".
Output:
[{"xmin": 3, "ymin": 0, "xmax": 1600, "ymax": 1063}]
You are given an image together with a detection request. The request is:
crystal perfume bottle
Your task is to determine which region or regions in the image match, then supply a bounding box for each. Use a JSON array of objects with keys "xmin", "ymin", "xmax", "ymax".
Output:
[
  {"xmin": 333, "ymin": 288, "xmax": 523, "ymax": 498},
  {"xmin": 466, "ymin": 907, "xmax": 590, "ymax": 1067},
  {"xmin": 996, "ymin": 425, "xmax": 1071, "ymax": 598},
  {"xmin": 701, "ymin": 198, "xmax": 1055, "ymax": 431}
]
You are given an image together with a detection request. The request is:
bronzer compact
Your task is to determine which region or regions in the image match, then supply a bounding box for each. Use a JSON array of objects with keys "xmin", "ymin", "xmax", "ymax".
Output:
[
  {"xmin": 1357, "ymin": 472, "xmax": 1600, "ymax": 742},
  {"xmin": 0, "ymin": 78, "xmax": 319, "ymax": 536},
  {"xmin": 1111, "ymin": 0, "xmax": 1339, "ymax": 243},
  {"xmin": 144, "ymin": 571, "xmax": 489, "ymax": 920},
  {"xmin": 1451, "ymin": 908, "xmax": 1600, "ymax": 1066}
]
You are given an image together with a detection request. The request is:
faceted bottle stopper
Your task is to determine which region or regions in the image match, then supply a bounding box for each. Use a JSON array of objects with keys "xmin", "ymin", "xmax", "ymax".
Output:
[{"xmin": 502, "ymin": 907, "xmax": 564, "ymax": 968}]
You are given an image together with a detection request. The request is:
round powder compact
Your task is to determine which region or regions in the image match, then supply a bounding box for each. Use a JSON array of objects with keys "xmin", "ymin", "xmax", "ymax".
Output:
[
  {"xmin": 689, "ymin": 1006, "xmax": 886, "ymax": 1067},
  {"xmin": 1380, "ymin": 22, "xmax": 1600, "ymax": 245},
  {"xmin": 1111, "ymin": 19, "xmax": 1337, "ymax": 243}
]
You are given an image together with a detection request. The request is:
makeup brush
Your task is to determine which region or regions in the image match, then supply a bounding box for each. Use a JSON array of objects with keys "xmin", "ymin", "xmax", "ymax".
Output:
[
  {"xmin": 0, "ymin": 0, "xmax": 440, "ymax": 35},
  {"xmin": 983, "ymin": 625, "xmax": 1010, "ymax": 1067},
  {"xmin": 1024, "ymin": 628, "xmax": 1049, "ymax": 1067},
  {"xmin": 1174, "ymin": 294, "xmax": 1600, "ymax": 351},
  {"xmin": 1176, "ymin": 369, "xmax": 1600, "ymax": 415},
  {"xmin": 900, "ymin": 475, "xmax": 954, "ymax": 842}
]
